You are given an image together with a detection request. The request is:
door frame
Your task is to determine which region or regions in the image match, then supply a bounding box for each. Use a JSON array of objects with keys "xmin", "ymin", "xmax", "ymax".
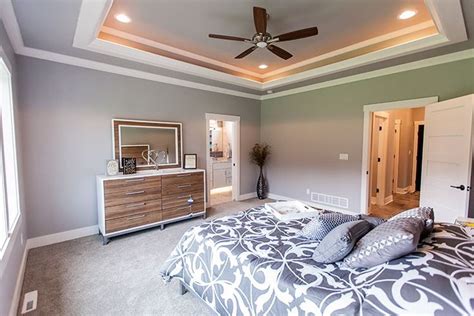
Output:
[
  {"xmin": 410, "ymin": 121, "xmax": 425, "ymax": 192},
  {"xmin": 372, "ymin": 111, "xmax": 390, "ymax": 206},
  {"xmin": 360, "ymin": 96, "xmax": 439, "ymax": 214},
  {"xmin": 393, "ymin": 119, "xmax": 402, "ymax": 193},
  {"xmin": 205, "ymin": 113, "xmax": 240, "ymax": 205}
]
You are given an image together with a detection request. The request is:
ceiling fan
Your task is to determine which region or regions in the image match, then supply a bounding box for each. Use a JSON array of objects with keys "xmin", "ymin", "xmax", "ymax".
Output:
[{"xmin": 209, "ymin": 7, "xmax": 318, "ymax": 60}]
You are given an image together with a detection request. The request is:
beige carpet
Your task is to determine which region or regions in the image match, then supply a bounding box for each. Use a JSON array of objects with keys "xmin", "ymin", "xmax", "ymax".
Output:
[{"xmin": 18, "ymin": 198, "xmax": 271, "ymax": 315}]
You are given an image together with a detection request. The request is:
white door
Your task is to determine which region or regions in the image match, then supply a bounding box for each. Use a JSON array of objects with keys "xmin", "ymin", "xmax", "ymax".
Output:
[{"xmin": 420, "ymin": 94, "xmax": 473, "ymax": 223}]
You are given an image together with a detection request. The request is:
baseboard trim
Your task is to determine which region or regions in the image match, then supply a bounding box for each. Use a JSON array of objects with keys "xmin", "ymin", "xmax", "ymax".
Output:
[
  {"xmin": 238, "ymin": 192, "xmax": 257, "ymax": 201},
  {"xmin": 267, "ymin": 193, "xmax": 359, "ymax": 215},
  {"xmin": 26, "ymin": 225, "xmax": 99, "ymax": 250},
  {"xmin": 8, "ymin": 246, "xmax": 28, "ymax": 316},
  {"xmin": 395, "ymin": 186, "xmax": 410, "ymax": 194},
  {"xmin": 384, "ymin": 195, "xmax": 394, "ymax": 205}
]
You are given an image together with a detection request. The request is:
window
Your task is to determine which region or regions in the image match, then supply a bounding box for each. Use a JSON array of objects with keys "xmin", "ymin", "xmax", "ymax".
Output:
[{"xmin": 0, "ymin": 57, "xmax": 20, "ymax": 256}]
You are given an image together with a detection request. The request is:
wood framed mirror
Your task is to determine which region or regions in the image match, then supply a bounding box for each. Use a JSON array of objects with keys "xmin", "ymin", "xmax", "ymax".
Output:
[{"xmin": 112, "ymin": 119, "xmax": 183, "ymax": 170}]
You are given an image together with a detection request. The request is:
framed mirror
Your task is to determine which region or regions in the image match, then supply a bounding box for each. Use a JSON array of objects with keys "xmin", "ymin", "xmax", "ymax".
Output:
[{"xmin": 112, "ymin": 119, "xmax": 182, "ymax": 170}]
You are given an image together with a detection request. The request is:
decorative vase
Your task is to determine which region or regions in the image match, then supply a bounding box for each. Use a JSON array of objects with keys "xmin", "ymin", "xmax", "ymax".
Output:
[{"xmin": 257, "ymin": 167, "xmax": 266, "ymax": 199}]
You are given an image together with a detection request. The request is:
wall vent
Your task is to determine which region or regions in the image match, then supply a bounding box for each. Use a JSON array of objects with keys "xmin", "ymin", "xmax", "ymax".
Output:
[{"xmin": 311, "ymin": 192, "xmax": 349, "ymax": 209}]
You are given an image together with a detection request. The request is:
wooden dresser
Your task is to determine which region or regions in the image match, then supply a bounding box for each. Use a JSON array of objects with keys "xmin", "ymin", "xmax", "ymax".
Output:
[{"xmin": 97, "ymin": 169, "xmax": 205, "ymax": 244}]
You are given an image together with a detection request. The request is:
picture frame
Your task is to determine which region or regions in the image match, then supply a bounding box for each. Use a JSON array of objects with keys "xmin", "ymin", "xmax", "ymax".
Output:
[
  {"xmin": 122, "ymin": 157, "xmax": 137, "ymax": 174},
  {"xmin": 183, "ymin": 154, "xmax": 197, "ymax": 169},
  {"xmin": 106, "ymin": 159, "xmax": 119, "ymax": 176}
]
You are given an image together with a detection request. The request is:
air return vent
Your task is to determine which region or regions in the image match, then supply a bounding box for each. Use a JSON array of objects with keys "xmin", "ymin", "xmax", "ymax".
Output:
[{"xmin": 311, "ymin": 192, "xmax": 349, "ymax": 209}]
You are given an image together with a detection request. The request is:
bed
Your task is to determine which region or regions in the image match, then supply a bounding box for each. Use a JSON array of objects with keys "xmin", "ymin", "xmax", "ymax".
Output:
[{"xmin": 160, "ymin": 206, "xmax": 474, "ymax": 315}]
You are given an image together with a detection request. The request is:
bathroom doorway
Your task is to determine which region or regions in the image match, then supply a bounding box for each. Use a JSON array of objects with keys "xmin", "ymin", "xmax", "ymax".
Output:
[{"xmin": 205, "ymin": 114, "xmax": 240, "ymax": 207}]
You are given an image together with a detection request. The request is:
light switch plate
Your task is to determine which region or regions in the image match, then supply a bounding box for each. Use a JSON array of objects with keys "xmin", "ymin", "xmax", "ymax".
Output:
[{"xmin": 339, "ymin": 153, "xmax": 349, "ymax": 160}]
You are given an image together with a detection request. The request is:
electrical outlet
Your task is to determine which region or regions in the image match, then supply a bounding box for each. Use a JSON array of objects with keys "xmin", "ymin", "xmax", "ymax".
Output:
[
  {"xmin": 306, "ymin": 188, "xmax": 310, "ymax": 195},
  {"xmin": 339, "ymin": 153, "xmax": 349, "ymax": 160},
  {"xmin": 21, "ymin": 290, "xmax": 38, "ymax": 314}
]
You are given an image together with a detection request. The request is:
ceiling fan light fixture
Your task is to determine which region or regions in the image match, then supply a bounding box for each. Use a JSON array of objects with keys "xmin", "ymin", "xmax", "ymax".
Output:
[
  {"xmin": 258, "ymin": 64, "xmax": 268, "ymax": 69},
  {"xmin": 115, "ymin": 13, "xmax": 131, "ymax": 23},
  {"xmin": 398, "ymin": 10, "xmax": 417, "ymax": 20},
  {"xmin": 256, "ymin": 42, "xmax": 268, "ymax": 48}
]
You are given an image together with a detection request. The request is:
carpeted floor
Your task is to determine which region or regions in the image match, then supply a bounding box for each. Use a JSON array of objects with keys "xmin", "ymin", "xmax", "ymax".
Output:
[{"xmin": 18, "ymin": 198, "xmax": 271, "ymax": 315}]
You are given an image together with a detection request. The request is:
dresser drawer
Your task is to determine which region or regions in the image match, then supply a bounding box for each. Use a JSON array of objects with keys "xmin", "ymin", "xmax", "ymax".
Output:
[
  {"xmin": 162, "ymin": 202, "xmax": 205, "ymax": 221},
  {"xmin": 104, "ymin": 187, "xmax": 162, "ymax": 208},
  {"xmin": 105, "ymin": 210, "xmax": 162, "ymax": 233},
  {"xmin": 162, "ymin": 192, "xmax": 205, "ymax": 211},
  {"xmin": 105, "ymin": 199, "xmax": 162, "ymax": 220},
  {"xmin": 162, "ymin": 172, "xmax": 203, "ymax": 186},
  {"xmin": 104, "ymin": 176, "xmax": 161, "ymax": 195},
  {"xmin": 162, "ymin": 173, "xmax": 204, "ymax": 196}
]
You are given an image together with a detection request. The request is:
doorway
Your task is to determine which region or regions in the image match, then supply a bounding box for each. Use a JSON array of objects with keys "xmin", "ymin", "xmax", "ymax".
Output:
[
  {"xmin": 205, "ymin": 114, "xmax": 240, "ymax": 207},
  {"xmin": 361, "ymin": 97, "xmax": 437, "ymax": 217}
]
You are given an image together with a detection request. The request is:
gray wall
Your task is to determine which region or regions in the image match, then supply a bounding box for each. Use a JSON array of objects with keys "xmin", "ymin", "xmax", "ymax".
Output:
[
  {"xmin": 0, "ymin": 22, "xmax": 26, "ymax": 316},
  {"xmin": 262, "ymin": 58, "xmax": 474, "ymax": 213},
  {"xmin": 17, "ymin": 56, "xmax": 260, "ymax": 238}
]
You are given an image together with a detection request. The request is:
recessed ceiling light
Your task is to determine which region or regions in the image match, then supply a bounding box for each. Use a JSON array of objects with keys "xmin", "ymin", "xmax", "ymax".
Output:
[
  {"xmin": 266, "ymin": 90, "xmax": 273, "ymax": 94},
  {"xmin": 398, "ymin": 10, "xmax": 417, "ymax": 20},
  {"xmin": 258, "ymin": 64, "xmax": 268, "ymax": 69},
  {"xmin": 115, "ymin": 13, "xmax": 131, "ymax": 23}
]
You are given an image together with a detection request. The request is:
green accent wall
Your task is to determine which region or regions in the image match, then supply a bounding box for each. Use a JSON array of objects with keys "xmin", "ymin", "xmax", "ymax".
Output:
[{"xmin": 261, "ymin": 58, "xmax": 474, "ymax": 213}]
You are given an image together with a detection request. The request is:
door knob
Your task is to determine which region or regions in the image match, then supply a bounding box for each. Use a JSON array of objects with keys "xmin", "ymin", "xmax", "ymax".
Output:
[{"xmin": 450, "ymin": 185, "xmax": 465, "ymax": 191}]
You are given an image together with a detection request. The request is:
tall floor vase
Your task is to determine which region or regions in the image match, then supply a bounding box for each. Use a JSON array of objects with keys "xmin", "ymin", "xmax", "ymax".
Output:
[{"xmin": 257, "ymin": 167, "xmax": 266, "ymax": 199}]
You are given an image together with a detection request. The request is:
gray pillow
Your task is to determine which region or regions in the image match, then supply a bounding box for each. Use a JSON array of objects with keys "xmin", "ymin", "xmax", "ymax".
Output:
[
  {"xmin": 357, "ymin": 214, "xmax": 386, "ymax": 228},
  {"xmin": 389, "ymin": 207, "xmax": 434, "ymax": 237},
  {"xmin": 299, "ymin": 212, "xmax": 357, "ymax": 240},
  {"xmin": 312, "ymin": 220, "xmax": 371, "ymax": 263},
  {"xmin": 343, "ymin": 217, "xmax": 424, "ymax": 269}
]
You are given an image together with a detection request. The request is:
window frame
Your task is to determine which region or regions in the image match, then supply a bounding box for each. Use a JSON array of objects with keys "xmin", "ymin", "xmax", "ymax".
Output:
[{"xmin": 0, "ymin": 56, "xmax": 21, "ymax": 260}]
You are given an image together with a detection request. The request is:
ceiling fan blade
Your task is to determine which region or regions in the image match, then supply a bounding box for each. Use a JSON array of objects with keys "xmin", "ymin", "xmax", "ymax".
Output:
[
  {"xmin": 209, "ymin": 34, "xmax": 249, "ymax": 41},
  {"xmin": 253, "ymin": 7, "xmax": 267, "ymax": 34},
  {"xmin": 275, "ymin": 27, "xmax": 319, "ymax": 42},
  {"xmin": 267, "ymin": 45, "xmax": 293, "ymax": 60},
  {"xmin": 235, "ymin": 46, "xmax": 257, "ymax": 59}
]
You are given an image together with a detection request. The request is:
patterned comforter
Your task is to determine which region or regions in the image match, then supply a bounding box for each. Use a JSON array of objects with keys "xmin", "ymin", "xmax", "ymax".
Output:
[{"xmin": 160, "ymin": 207, "xmax": 474, "ymax": 316}]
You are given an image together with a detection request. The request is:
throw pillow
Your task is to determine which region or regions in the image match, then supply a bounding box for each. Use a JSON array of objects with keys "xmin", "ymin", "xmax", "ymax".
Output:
[
  {"xmin": 357, "ymin": 214, "xmax": 386, "ymax": 228},
  {"xmin": 343, "ymin": 217, "xmax": 424, "ymax": 269},
  {"xmin": 299, "ymin": 212, "xmax": 357, "ymax": 240},
  {"xmin": 312, "ymin": 220, "xmax": 372, "ymax": 263},
  {"xmin": 389, "ymin": 207, "xmax": 434, "ymax": 237}
]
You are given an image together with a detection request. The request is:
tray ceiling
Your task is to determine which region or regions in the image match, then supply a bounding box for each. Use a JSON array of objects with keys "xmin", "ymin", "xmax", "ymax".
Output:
[{"xmin": 103, "ymin": 0, "xmax": 434, "ymax": 76}]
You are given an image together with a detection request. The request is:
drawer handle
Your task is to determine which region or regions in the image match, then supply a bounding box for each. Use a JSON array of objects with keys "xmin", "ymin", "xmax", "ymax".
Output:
[
  {"xmin": 125, "ymin": 178, "xmax": 145, "ymax": 182},
  {"xmin": 178, "ymin": 184, "xmax": 191, "ymax": 188},
  {"xmin": 177, "ymin": 174, "xmax": 191, "ymax": 177},
  {"xmin": 126, "ymin": 202, "xmax": 146, "ymax": 208},
  {"xmin": 127, "ymin": 214, "xmax": 146, "ymax": 220},
  {"xmin": 126, "ymin": 190, "xmax": 145, "ymax": 195}
]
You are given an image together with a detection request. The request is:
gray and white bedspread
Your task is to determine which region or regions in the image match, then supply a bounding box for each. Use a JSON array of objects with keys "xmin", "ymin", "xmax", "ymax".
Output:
[{"xmin": 160, "ymin": 206, "xmax": 474, "ymax": 316}]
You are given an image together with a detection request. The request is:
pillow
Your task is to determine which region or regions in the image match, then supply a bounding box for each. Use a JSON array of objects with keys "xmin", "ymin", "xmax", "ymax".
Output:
[
  {"xmin": 343, "ymin": 217, "xmax": 424, "ymax": 269},
  {"xmin": 357, "ymin": 214, "xmax": 386, "ymax": 228},
  {"xmin": 299, "ymin": 212, "xmax": 357, "ymax": 240},
  {"xmin": 312, "ymin": 220, "xmax": 372, "ymax": 263},
  {"xmin": 389, "ymin": 207, "xmax": 434, "ymax": 237}
]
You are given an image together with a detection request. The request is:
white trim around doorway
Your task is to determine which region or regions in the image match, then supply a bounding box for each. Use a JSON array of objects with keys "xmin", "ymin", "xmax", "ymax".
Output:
[
  {"xmin": 360, "ymin": 96, "xmax": 438, "ymax": 214},
  {"xmin": 205, "ymin": 113, "xmax": 241, "ymax": 206}
]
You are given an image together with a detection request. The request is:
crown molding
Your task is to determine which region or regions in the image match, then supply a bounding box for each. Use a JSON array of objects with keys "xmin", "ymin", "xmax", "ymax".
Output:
[
  {"xmin": 101, "ymin": 26, "xmax": 262, "ymax": 78},
  {"xmin": 261, "ymin": 48, "xmax": 474, "ymax": 100}
]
